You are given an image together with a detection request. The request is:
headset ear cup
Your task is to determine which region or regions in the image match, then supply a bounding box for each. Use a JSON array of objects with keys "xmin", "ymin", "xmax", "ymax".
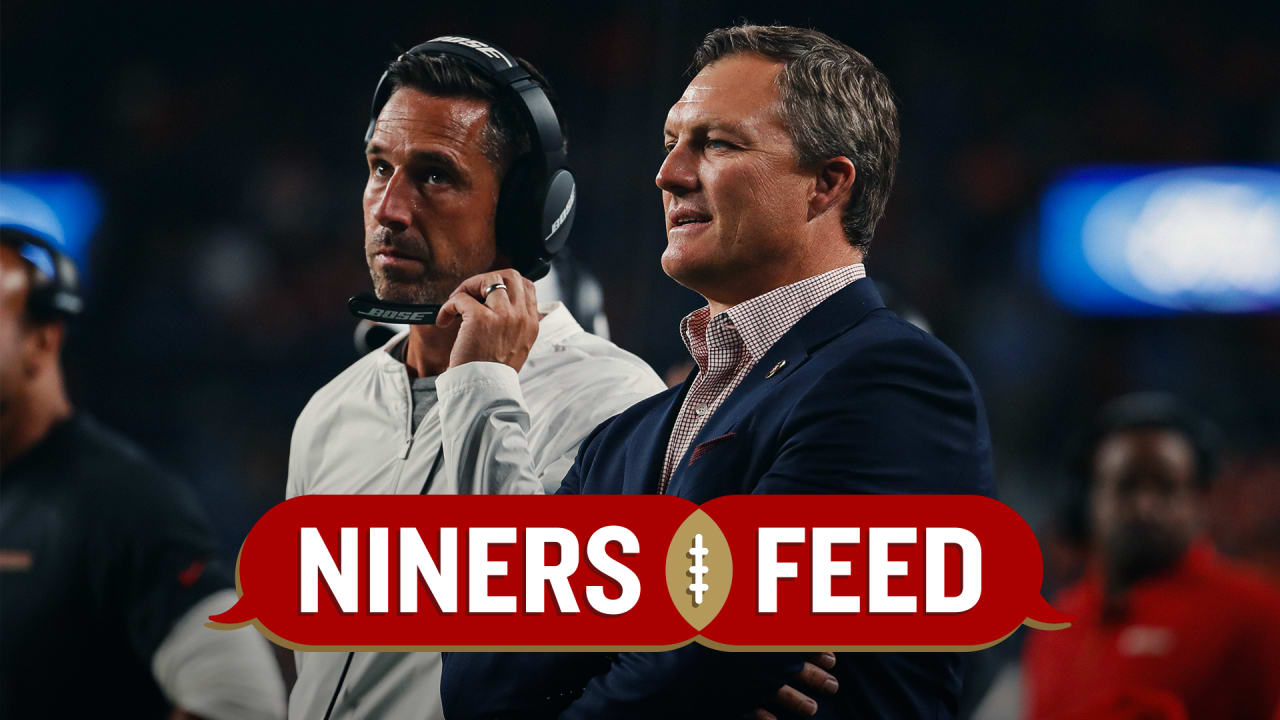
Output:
[
  {"xmin": 540, "ymin": 168, "xmax": 575, "ymax": 256},
  {"xmin": 495, "ymin": 154, "xmax": 542, "ymax": 273},
  {"xmin": 2, "ymin": 228, "xmax": 83, "ymax": 322}
]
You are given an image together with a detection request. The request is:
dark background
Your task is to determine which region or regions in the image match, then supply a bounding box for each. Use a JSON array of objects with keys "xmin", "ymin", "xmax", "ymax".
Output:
[{"xmin": 4, "ymin": 0, "xmax": 1278, "ymax": 670}]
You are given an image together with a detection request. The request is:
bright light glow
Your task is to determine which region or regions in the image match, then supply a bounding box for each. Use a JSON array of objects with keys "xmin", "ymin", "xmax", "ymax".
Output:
[{"xmin": 1042, "ymin": 166, "xmax": 1280, "ymax": 314}]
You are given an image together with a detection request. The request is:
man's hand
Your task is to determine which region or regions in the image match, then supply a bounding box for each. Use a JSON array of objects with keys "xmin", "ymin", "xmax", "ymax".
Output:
[
  {"xmin": 437, "ymin": 269, "xmax": 539, "ymax": 372},
  {"xmin": 752, "ymin": 652, "xmax": 838, "ymax": 720}
]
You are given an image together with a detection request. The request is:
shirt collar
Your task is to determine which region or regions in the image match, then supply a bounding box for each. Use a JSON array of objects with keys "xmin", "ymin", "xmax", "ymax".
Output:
[
  {"xmin": 678, "ymin": 306, "xmax": 715, "ymax": 370},
  {"xmin": 679, "ymin": 264, "xmax": 867, "ymax": 364},
  {"xmin": 531, "ymin": 301, "xmax": 582, "ymax": 349},
  {"xmin": 1077, "ymin": 537, "xmax": 1219, "ymax": 605}
]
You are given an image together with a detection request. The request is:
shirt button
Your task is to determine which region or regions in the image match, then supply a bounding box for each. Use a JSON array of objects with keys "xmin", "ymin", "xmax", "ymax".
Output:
[{"xmin": 694, "ymin": 405, "xmax": 710, "ymax": 416}]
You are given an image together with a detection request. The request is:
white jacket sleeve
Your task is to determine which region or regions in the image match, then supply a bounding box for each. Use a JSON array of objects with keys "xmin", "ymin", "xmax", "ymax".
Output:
[
  {"xmin": 284, "ymin": 407, "xmax": 313, "ymax": 676},
  {"xmin": 152, "ymin": 589, "xmax": 287, "ymax": 720},
  {"xmin": 436, "ymin": 362, "xmax": 550, "ymax": 495},
  {"xmin": 285, "ymin": 407, "xmax": 312, "ymax": 501},
  {"xmin": 436, "ymin": 359, "xmax": 661, "ymax": 495}
]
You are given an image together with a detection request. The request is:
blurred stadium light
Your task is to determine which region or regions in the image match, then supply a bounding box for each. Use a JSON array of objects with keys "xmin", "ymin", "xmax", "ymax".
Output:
[
  {"xmin": 0, "ymin": 173, "xmax": 102, "ymax": 281},
  {"xmin": 1040, "ymin": 166, "xmax": 1280, "ymax": 314}
]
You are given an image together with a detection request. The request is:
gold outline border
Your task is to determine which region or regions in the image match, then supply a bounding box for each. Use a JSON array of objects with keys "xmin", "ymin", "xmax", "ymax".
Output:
[
  {"xmin": 205, "ymin": 617, "xmax": 1066, "ymax": 653},
  {"xmin": 210, "ymin": 511, "xmax": 1071, "ymax": 653}
]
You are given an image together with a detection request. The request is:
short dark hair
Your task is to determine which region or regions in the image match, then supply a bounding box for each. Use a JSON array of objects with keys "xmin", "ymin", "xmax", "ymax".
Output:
[
  {"xmin": 380, "ymin": 51, "xmax": 566, "ymax": 171},
  {"xmin": 691, "ymin": 24, "xmax": 900, "ymax": 253},
  {"xmin": 1080, "ymin": 393, "xmax": 1220, "ymax": 491}
]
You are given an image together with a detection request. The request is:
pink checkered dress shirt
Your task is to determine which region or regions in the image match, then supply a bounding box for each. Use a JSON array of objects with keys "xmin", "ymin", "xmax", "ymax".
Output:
[{"xmin": 659, "ymin": 264, "xmax": 867, "ymax": 493}]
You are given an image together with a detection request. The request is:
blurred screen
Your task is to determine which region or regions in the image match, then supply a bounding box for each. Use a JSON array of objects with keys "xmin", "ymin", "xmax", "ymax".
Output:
[{"xmin": 1039, "ymin": 166, "xmax": 1280, "ymax": 315}]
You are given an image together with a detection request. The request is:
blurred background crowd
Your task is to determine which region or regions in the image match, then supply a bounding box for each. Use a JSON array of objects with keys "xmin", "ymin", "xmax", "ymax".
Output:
[{"xmin": 3, "ymin": 0, "xmax": 1277, "ymax": 716}]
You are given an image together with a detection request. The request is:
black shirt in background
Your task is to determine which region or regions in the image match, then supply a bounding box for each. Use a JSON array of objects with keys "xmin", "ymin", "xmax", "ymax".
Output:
[{"xmin": 0, "ymin": 414, "xmax": 231, "ymax": 717}]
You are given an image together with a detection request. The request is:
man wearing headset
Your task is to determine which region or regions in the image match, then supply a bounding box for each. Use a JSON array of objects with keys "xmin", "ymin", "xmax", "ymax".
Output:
[
  {"xmin": 0, "ymin": 223, "xmax": 286, "ymax": 718},
  {"xmin": 282, "ymin": 38, "xmax": 670, "ymax": 719}
]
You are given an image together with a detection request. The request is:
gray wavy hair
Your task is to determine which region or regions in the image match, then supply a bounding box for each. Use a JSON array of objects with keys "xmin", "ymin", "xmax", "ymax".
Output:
[{"xmin": 692, "ymin": 24, "xmax": 900, "ymax": 253}]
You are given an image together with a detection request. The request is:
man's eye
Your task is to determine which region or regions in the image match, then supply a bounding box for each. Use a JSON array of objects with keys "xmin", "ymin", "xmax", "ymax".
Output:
[
  {"xmin": 706, "ymin": 139, "xmax": 733, "ymax": 151},
  {"xmin": 426, "ymin": 171, "xmax": 451, "ymax": 186},
  {"xmin": 663, "ymin": 142, "xmax": 676, "ymax": 155},
  {"xmin": 371, "ymin": 161, "xmax": 391, "ymax": 177}
]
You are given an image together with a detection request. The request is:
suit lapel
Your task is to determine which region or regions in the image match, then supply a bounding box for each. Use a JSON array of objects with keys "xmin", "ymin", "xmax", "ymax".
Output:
[
  {"xmin": 665, "ymin": 278, "xmax": 887, "ymax": 495},
  {"xmin": 626, "ymin": 370, "xmax": 694, "ymax": 494}
]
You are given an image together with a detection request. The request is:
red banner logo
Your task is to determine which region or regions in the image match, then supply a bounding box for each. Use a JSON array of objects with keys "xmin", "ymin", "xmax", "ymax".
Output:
[{"xmin": 209, "ymin": 495, "xmax": 1069, "ymax": 650}]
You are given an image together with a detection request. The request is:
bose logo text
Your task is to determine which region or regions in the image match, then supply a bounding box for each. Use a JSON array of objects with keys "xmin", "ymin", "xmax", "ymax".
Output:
[
  {"xmin": 432, "ymin": 36, "xmax": 513, "ymax": 68},
  {"xmin": 546, "ymin": 185, "xmax": 576, "ymax": 242},
  {"xmin": 366, "ymin": 308, "xmax": 432, "ymax": 322}
]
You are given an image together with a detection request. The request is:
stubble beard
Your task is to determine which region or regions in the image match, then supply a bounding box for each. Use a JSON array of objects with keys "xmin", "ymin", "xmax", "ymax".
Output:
[
  {"xmin": 1103, "ymin": 524, "xmax": 1187, "ymax": 588},
  {"xmin": 366, "ymin": 231, "xmax": 465, "ymax": 306},
  {"xmin": 370, "ymin": 264, "xmax": 459, "ymax": 306}
]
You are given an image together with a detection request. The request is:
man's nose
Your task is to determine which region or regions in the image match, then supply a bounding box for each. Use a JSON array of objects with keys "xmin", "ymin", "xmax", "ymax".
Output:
[
  {"xmin": 1131, "ymin": 490, "xmax": 1164, "ymax": 522},
  {"xmin": 371, "ymin": 171, "xmax": 414, "ymax": 232},
  {"xmin": 655, "ymin": 142, "xmax": 698, "ymax": 196}
]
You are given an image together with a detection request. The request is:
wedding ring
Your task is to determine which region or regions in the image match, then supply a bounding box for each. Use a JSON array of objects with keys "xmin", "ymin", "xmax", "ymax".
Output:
[{"xmin": 482, "ymin": 282, "xmax": 508, "ymax": 299}]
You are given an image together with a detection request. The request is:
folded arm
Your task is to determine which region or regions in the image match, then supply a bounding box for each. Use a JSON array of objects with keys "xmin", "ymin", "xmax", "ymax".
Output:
[{"xmin": 445, "ymin": 334, "xmax": 991, "ymax": 717}]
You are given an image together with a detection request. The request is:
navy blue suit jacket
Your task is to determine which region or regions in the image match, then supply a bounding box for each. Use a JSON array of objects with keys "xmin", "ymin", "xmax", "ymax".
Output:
[{"xmin": 441, "ymin": 278, "xmax": 995, "ymax": 719}]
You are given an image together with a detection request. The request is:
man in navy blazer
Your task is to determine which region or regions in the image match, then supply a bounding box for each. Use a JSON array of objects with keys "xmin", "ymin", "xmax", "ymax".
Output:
[{"xmin": 442, "ymin": 24, "xmax": 994, "ymax": 719}]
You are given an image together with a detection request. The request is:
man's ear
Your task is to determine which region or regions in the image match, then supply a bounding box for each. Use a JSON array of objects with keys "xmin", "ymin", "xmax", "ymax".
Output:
[
  {"xmin": 809, "ymin": 156, "xmax": 856, "ymax": 221},
  {"xmin": 23, "ymin": 322, "xmax": 65, "ymax": 376}
]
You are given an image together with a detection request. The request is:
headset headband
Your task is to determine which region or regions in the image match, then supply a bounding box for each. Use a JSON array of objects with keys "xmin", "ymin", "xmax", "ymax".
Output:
[
  {"xmin": 0, "ymin": 225, "xmax": 84, "ymax": 319},
  {"xmin": 363, "ymin": 35, "xmax": 567, "ymax": 172}
]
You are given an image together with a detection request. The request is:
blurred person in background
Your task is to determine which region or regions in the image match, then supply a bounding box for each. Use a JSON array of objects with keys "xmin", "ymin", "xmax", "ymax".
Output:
[
  {"xmin": 1023, "ymin": 393, "xmax": 1280, "ymax": 720},
  {"xmin": 0, "ymin": 223, "xmax": 286, "ymax": 719}
]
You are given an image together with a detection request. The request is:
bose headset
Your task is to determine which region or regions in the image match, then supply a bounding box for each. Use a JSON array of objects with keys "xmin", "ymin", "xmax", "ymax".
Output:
[
  {"xmin": 347, "ymin": 35, "xmax": 577, "ymax": 325},
  {"xmin": 0, "ymin": 224, "xmax": 84, "ymax": 322}
]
